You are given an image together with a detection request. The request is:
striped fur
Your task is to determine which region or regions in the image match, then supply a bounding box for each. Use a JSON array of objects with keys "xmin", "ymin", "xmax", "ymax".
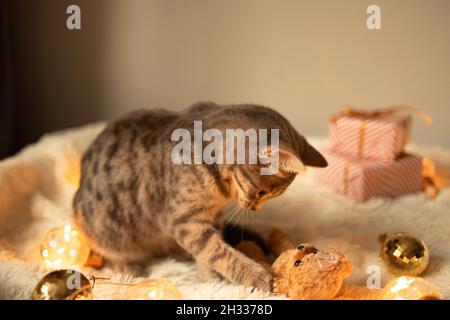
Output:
[{"xmin": 73, "ymin": 102, "xmax": 327, "ymax": 291}]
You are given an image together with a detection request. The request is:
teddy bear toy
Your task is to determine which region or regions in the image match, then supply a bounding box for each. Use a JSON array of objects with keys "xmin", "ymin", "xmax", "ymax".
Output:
[{"xmin": 237, "ymin": 228, "xmax": 382, "ymax": 300}]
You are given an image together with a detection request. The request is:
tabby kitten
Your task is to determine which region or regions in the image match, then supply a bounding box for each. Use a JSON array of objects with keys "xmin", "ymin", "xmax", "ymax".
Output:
[{"xmin": 73, "ymin": 102, "xmax": 327, "ymax": 291}]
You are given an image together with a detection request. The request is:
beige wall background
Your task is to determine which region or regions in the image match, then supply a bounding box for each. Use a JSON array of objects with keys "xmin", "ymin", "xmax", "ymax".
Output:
[{"xmin": 10, "ymin": 0, "xmax": 450, "ymax": 150}]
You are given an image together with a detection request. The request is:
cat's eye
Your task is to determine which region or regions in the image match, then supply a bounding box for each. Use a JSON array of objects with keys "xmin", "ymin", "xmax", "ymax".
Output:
[
  {"xmin": 294, "ymin": 260, "xmax": 303, "ymax": 267},
  {"xmin": 257, "ymin": 190, "xmax": 266, "ymax": 197},
  {"xmin": 297, "ymin": 244, "xmax": 305, "ymax": 251}
]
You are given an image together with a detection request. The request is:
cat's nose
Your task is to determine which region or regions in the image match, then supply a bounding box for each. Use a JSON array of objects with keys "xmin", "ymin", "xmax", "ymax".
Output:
[{"xmin": 250, "ymin": 205, "xmax": 257, "ymax": 211}]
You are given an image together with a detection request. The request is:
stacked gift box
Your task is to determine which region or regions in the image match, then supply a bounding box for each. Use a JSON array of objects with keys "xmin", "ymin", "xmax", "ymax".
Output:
[{"xmin": 315, "ymin": 107, "xmax": 427, "ymax": 201}]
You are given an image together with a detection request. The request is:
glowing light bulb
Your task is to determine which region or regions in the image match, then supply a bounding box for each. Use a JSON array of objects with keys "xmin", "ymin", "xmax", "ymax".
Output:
[
  {"xmin": 382, "ymin": 276, "xmax": 443, "ymax": 300},
  {"xmin": 39, "ymin": 224, "xmax": 91, "ymax": 269},
  {"xmin": 125, "ymin": 279, "xmax": 182, "ymax": 300}
]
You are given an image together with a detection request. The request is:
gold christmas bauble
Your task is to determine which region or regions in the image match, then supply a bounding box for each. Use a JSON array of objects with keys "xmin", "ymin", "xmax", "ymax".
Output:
[
  {"xmin": 32, "ymin": 269, "xmax": 93, "ymax": 300},
  {"xmin": 125, "ymin": 278, "xmax": 182, "ymax": 300},
  {"xmin": 379, "ymin": 232, "xmax": 429, "ymax": 276},
  {"xmin": 40, "ymin": 224, "xmax": 91, "ymax": 269},
  {"xmin": 382, "ymin": 276, "xmax": 443, "ymax": 300}
]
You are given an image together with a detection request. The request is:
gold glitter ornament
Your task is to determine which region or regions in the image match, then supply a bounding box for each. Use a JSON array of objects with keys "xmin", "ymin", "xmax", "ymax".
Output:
[
  {"xmin": 32, "ymin": 269, "xmax": 93, "ymax": 300},
  {"xmin": 379, "ymin": 232, "xmax": 429, "ymax": 276},
  {"xmin": 382, "ymin": 276, "xmax": 443, "ymax": 300},
  {"xmin": 39, "ymin": 224, "xmax": 91, "ymax": 269},
  {"xmin": 125, "ymin": 278, "xmax": 182, "ymax": 300}
]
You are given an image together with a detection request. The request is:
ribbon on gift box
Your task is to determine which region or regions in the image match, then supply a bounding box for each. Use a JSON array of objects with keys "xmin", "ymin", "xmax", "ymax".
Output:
[
  {"xmin": 422, "ymin": 158, "xmax": 440, "ymax": 198},
  {"xmin": 331, "ymin": 105, "xmax": 432, "ymax": 159},
  {"xmin": 331, "ymin": 105, "xmax": 432, "ymax": 124}
]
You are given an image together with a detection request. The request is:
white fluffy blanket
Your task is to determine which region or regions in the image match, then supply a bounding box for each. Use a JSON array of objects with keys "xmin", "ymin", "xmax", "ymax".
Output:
[{"xmin": 1, "ymin": 123, "xmax": 449, "ymax": 300}]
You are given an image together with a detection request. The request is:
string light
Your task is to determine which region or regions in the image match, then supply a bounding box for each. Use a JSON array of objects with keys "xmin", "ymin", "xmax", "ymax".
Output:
[
  {"xmin": 382, "ymin": 276, "xmax": 443, "ymax": 300},
  {"xmin": 32, "ymin": 269, "xmax": 183, "ymax": 300},
  {"xmin": 125, "ymin": 278, "xmax": 183, "ymax": 300},
  {"xmin": 39, "ymin": 224, "xmax": 91, "ymax": 269},
  {"xmin": 37, "ymin": 226, "xmax": 441, "ymax": 300}
]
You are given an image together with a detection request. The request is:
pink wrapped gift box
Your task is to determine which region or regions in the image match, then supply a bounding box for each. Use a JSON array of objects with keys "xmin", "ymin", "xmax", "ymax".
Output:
[
  {"xmin": 329, "ymin": 111, "xmax": 412, "ymax": 162},
  {"xmin": 315, "ymin": 149, "xmax": 423, "ymax": 201}
]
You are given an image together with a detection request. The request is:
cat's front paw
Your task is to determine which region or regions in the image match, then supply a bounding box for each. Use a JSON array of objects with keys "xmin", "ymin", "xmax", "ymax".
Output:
[
  {"xmin": 238, "ymin": 262, "xmax": 272, "ymax": 292},
  {"xmin": 251, "ymin": 268, "xmax": 273, "ymax": 292}
]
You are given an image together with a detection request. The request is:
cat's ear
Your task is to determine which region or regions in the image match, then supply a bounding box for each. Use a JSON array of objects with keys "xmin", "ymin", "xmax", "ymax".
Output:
[
  {"xmin": 300, "ymin": 141, "xmax": 328, "ymax": 168},
  {"xmin": 259, "ymin": 145, "xmax": 306, "ymax": 174},
  {"xmin": 260, "ymin": 139, "xmax": 327, "ymax": 173},
  {"xmin": 278, "ymin": 149, "xmax": 306, "ymax": 174}
]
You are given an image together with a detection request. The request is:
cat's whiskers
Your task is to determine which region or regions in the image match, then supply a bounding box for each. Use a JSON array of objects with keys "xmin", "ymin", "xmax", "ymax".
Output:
[
  {"xmin": 223, "ymin": 206, "xmax": 241, "ymax": 227},
  {"xmin": 229, "ymin": 206, "xmax": 242, "ymax": 223},
  {"xmin": 224, "ymin": 206, "xmax": 237, "ymax": 222},
  {"xmin": 240, "ymin": 207, "xmax": 249, "ymax": 241},
  {"xmin": 249, "ymin": 208, "xmax": 255, "ymax": 226}
]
